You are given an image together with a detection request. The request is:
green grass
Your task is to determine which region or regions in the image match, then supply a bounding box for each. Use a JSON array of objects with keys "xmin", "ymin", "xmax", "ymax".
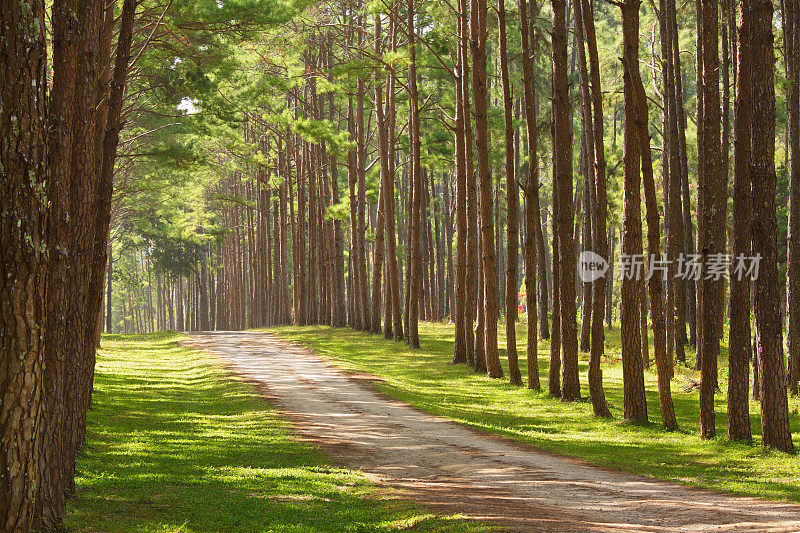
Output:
[
  {"xmin": 65, "ymin": 332, "xmax": 487, "ymax": 532},
  {"xmin": 270, "ymin": 320, "xmax": 800, "ymax": 503}
]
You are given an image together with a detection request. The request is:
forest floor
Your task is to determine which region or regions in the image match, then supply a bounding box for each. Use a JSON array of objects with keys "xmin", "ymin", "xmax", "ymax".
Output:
[
  {"xmin": 65, "ymin": 332, "xmax": 482, "ymax": 532},
  {"xmin": 187, "ymin": 329, "xmax": 800, "ymax": 532}
]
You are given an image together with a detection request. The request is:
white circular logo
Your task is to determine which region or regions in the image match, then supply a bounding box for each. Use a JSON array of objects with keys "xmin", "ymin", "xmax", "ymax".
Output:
[{"xmin": 578, "ymin": 251, "xmax": 609, "ymax": 282}]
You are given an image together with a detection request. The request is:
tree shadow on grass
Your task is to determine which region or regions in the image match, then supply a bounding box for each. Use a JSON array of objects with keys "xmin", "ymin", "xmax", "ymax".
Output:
[{"xmin": 67, "ymin": 334, "xmax": 482, "ymax": 532}]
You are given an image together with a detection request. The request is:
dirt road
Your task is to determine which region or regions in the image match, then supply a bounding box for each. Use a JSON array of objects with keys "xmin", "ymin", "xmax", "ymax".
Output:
[{"xmin": 185, "ymin": 331, "xmax": 800, "ymax": 532}]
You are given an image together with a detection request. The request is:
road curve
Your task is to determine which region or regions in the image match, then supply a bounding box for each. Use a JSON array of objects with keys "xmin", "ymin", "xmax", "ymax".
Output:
[{"xmin": 185, "ymin": 331, "xmax": 800, "ymax": 532}]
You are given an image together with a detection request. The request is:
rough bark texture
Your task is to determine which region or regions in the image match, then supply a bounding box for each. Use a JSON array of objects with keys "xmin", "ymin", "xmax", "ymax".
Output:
[
  {"xmin": 549, "ymin": 152, "xmax": 562, "ymax": 397},
  {"xmin": 553, "ymin": 0, "xmax": 580, "ymax": 400},
  {"xmin": 751, "ymin": 0, "xmax": 794, "ymax": 452},
  {"xmin": 472, "ymin": 0, "xmax": 503, "ymax": 377},
  {"xmin": 620, "ymin": 0, "xmax": 648, "ymax": 422},
  {"xmin": 35, "ymin": 0, "xmax": 77, "ymax": 526},
  {"xmin": 664, "ymin": 0, "xmax": 687, "ymax": 366},
  {"xmin": 452, "ymin": 0, "xmax": 468, "ymax": 362},
  {"xmin": 786, "ymin": 0, "xmax": 800, "ymax": 393},
  {"xmin": 371, "ymin": 13, "xmax": 388, "ymax": 335},
  {"xmin": 464, "ymin": 0, "xmax": 477, "ymax": 366},
  {"xmin": 698, "ymin": 0, "xmax": 721, "ymax": 440},
  {"xmin": 727, "ymin": 0, "xmax": 753, "ymax": 442},
  {"xmin": 632, "ymin": 46, "xmax": 678, "ymax": 430},
  {"xmin": 575, "ymin": 0, "xmax": 611, "ymax": 416},
  {"xmin": 84, "ymin": 0, "xmax": 136, "ymax": 443},
  {"xmin": 0, "ymin": 0, "xmax": 47, "ymax": 528}
]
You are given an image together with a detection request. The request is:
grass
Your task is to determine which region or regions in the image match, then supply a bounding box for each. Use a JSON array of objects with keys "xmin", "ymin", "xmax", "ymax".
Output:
[
  {"xmin": 65, "ymin": 331, "xmax": 488, "ymax": 532},
  {"xmin": 270, "ymin": 320, "xmax": 800, "ymax": 504}
]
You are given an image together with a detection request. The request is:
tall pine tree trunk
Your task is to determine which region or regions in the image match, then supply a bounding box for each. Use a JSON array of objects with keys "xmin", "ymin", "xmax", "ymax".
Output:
[
  {"xmin": 453, "ymin": 0, "xmax": 469, "ymax": 361},
  {"xmin": 0, "ymin": 0, "xmax": 47, "ymax": 527},
  {"xmin": 553, "ymin": 0, "xmax": 579, "ymax": 399},
  {"xmin": 751, "ymin": 0, "xmax": 794, "ymax": 452},
  {"xmin": 620, "ymin": 0, "xmax": 648, "ymax": 422},
  {"xmin": 632, "ymin": 46, "xmax": 678, "ymax": 429},
  {"xmin": 727, "ymin": 0, "xmax": 753, "ymax": 442},
  {"xmin": 698, "ymin": 0, "xmax": 722, "ymax": 440},
  {"xmin": 499, "ymin": 0, "xmax": 521, "ymax": 384},
  {"xmin": 472, "ymin": 0, "xmax": 503, "ymax": 377},
  {"xmin": 521, "ymin": 0, "xmax": 542, "ymax": 390},
  {"xmin": 407, "ymin": 0, "xmax": 423, "ymax": 348},
  {"xmin": 784, "ymin": 0, "xmax": 800, "ymax": 393},
  {"xmin": 580, "ymin": 0, "xmax": 612, "ymax": 416}
]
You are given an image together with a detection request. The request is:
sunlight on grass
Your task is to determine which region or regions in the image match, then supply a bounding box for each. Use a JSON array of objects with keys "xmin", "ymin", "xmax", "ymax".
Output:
[
  {"xmin": 66, "ymin": 332, "xmax": 487, "ymax": 532},
  {"xmin": 271, "ymin": 321, "xmax": 800, "ymax": 503}
]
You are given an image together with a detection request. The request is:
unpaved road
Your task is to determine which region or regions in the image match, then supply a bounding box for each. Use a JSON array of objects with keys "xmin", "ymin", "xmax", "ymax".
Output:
[{"xmin": 185, "ymin": 331, "xmax": 800, "ymax": 532}]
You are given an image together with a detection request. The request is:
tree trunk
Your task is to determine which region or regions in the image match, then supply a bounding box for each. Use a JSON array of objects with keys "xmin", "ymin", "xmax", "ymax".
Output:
[
  {"xmin": 580, "ymin": 0, "xmax": 612, "ymax": 416},
  {"xmin": 453, "ymin": 0, "xmax": 470, "ymax": 361},
  {"xmin": 407, "ymin": 0, "xmax": 423, "ymax": 348},
  {"xmin": 664, "ymin": 0, "xmax": 687, "ymax": 365},
  {"xmin": 0, "ymin": 0, "xmax": 47, "ymax": 527},
  {"xmin": 620, "ymin": 0, "xmax": 649, "ymax": 422},
  {"xmin": 728, "ymin": 0, "xmax": 753, "ymax": 442},
  {"xmin": 499, "ymin": 0, "xmax": 521, "ymax": 384},
  {"xmin": 553, "ymin": 0, "xmax": 579, "ymax": 399},
  {"xmin": 521, "ymin": 0, "xmax": 542, "ymax": 390},
  {"xmin": 785, "ymin": 0, "xmax": 800, "ymax": 393},
  {"xmin": 371, "ymin": 12, "xmax": 388, "ymax": 334},
  {"xmin": 629, "ymin": 31, "xmax": 678, "ymax": 427},
  {"xmin": 549, "ymin": 153, "xmax": 562, "ymax": 396},
  {"xmin": 751, "ymin": 0, "xmax": 794, "ymax": 452},
  {"xmin": 472, "ymin": 0, "xmax": 502, "ymax": 377},
  {"xmin": 698, "ymin": 0, "xmax": 722, "ymax": 440},
  {"xmin": 463, "ymin": 4, "xmax": 478, "ymax": 365}
]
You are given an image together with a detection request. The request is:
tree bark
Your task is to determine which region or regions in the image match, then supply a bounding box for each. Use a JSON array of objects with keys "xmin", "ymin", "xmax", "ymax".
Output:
[
  {"xmin": 698, "ymin": 0, "xmax": 722, "ymax": 440},
  {"xmin": 751, "ymin": 0, "xmax": 794, "ymax": 452},
  {"xmin": 784, "ymin": 0, "xmax": 800, "ymax": 393},
  {"xmin": 632, "ymin": 44, "xmax": 678, "ymax": 429},
  {"xmin": 521, "ymin": 0, "xmax": 542, "ymax": 390},
  {"xmin": 553, "ymin": 0, "xmax": 579, "ymax": 399},
  {"xmin": 452, "ymin": 0, "xmax": 469, "ymax": 361},
  {"xmin": 620, "ymin": 0, "xmax": 649, "ymax": 422},
  {"xmin": 0, "ymin": 0, "xmax": 47, "ymax": 528},
  {"xmin": 407, "ymin": 0, "xmax": 423, "ymax": 348},
  {"xmin": 580, "ymin": 0, "xmax": 612, "ymax": 416},
  {"xmin": 472, "ymin": 0, "xmax": 502, "ymax": 377},
  {"xmin": 728, "ymin": 0, "xmax": 753, "ymax": 442},
  {"xmin": 499, "ymin": 0, "xmax": 521, "ymax": 384}
]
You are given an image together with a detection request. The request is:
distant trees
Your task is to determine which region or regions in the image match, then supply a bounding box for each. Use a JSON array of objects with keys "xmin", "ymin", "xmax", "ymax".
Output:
[{"xmin": 99, "ymin": 0, "xmax": 796, "ymax": 458}]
